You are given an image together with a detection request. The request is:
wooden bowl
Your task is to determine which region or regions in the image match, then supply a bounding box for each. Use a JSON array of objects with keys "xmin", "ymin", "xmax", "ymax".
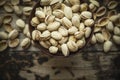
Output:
[{"xmin": 28, "ymin": 0, "xmax": 95, "ymax": 57}]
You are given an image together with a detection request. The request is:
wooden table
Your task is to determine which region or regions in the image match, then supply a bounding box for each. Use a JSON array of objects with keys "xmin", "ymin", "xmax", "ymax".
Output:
[{"xmin": 0, "ymin": 0, "xmax": 120, "ymax": 80}]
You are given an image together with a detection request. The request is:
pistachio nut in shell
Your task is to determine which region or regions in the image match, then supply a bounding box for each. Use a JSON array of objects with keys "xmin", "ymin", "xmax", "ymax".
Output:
[
  {"xmin": 72, "ymin": 15, "xmax": 80, "ymax": 27},
  {"xmin": 0, "ymin": 40, "xmax": 8, "ymax": 52},
  {"xmin": 51, "ymin": 31, "xmax": 62, "ymax": 40},
  {"xmin": 49, "ymin": 38, "xmax": 58, "ymax": 46},
  {"xmin": 90, "ymin": 34, "xmax": 97, "ymax": 44},
  {"xmin": 8, "ymin": 38, "xmax": 19, "ymax": 48},
  {"xmin": 69, "ymin": 35, "xmax": 76, "ymax": 42},
  {"xmin": 80, "ymin": 3, "xmax": 88, "ymax": 11},
  {"xmin": 31, "ymin": 17, "xmax": 40, "ymax": 27},
  {"xmin": 72, "ymin": 5, "xmax": 80, "ymax": 13},
  {"xmin": 49, "ymin": 46, "xmax": 58, "ymax": 54},
  {"xmin": 8, "ymin": 29, "xmax": 19, "ymax": 40},
  {"xmin": 37, "ymin": 23, "xmax": 47, "ymax": 31},
  {"xmin": 16, "ymin": 19, "xmax": 25, "ymax": 29},
  {"xmin": 4, "ymin": 3, "xmax": 13, "ymax": 13},
  {"xmin": 45, "ymin": 15, "xmax": 55, "ymax": 24},
  {"xmin": 62, "ymin": 17, "xmax": 72, "ymax": 28},
  {"xmin": 32, "ymin": 30, "xmax": 41, "ymax": 41},
  {"xmin": 58, "ymin": 27, "xmax": 68, "ymax": 37},
  {"xmin": 81, "ymin": 11, "xmax": 92, "ymax": 19},
  {"xmin": 67, "ymin": 41, "xmax": 78, "ymax": 52},
  {"xmin": 102, "ymin": 29, "xmax": 111, "ymax": 41},
  {"xmin": 53, "ymin": 10, "xmax": 64, "ymax": 18},
  {"xmin": 113, "ymin": 35, "xmax": 120, "ymax": 45},
  {"xmin": 76, "ymin": 40, "xmax": 85, "ymax": 49},
  {"xmin": 35, "ymin": 10, "xmax": 45, "ymax": 19},
  {"xmin": 20, "ymin": 38, "xmax": 31, "ymax": 49},
  {"xmin": 47, "ymin": 21, "xmax": 60, "ymax": 31},
  {"xmin": 89, "ymin": 0, "xmax": 100, "ymax": 7},
  {"xmin": 0, "ymin": 32, "xmax": 8, "ymax": 40},
  {"xmin": 39, "ymin": 41, "xmax": 50, "ymax": 49},
  {"xmin": 23, "ymin": 7, "xmax": 32, "ymax": 16},
  {"xmin": 74, "ymin": 31, "xmax": 84, "ymax": 39},
  {"xmin": 114, "ymin": 27, "xmax": 120, "ymax": 36},
  {"xmin": 95, "ymin": 33, "xmax": 104, "ymax": 43},
  {"xmin": 85, "ymin": 27, "xmax": 91, "ymax": 38},
  {"xmin": 61, "ymin": 44, "xmax": 69, "ymax": 56},
  {"xmin": 40, "ymin": 30, "xmax": 51, "ymax": 40},
  {"xmin": 84, "ymin": 19, "xmax": 94, "ymax": 27},
  {"xmin": 64, "ymin": 6, "xmax": 72, "ymax": 19},
  {"xmin": 106, "ymin": 21, "xmax": 114, "ymax": 32},
  {"xmin": 59, "ymin": 37, "xmax": 68, "ymax": 44},
  {"xmin": 103, "ymin": 40, "xmax": 112, "ymax": 53},
  {"xmin": 79, "ymin": 23, "xmax": 85, "ymax": 31},
  {"xmin": 68, "ymin": 26, "xmax": 78, "ymax": 35}
]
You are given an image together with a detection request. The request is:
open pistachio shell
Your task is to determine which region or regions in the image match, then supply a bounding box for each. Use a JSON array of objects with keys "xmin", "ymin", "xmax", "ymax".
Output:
[
  {"xmin": 102, "ymin": 28, "xmax": 111, "ymax": 41},
  {"xmin": 23, "ymin": 7, "xmax": 32, "ymax": 16},
  {"xmin": 96, "ymin": 6, "xmax": 106, "ymax": 17},
  {"xmin": 4, "ymin": 3, "xmax": 13, "ymax": 13},
  {"xmin": 97, "ymin": 17, "xmax": 109, "ymax": 27},
  {"xmin": 0, "ymin": 40, "xmax": 8, "ymax": 52},
  {"xmin": 108, "ymin": 1, "xmax": 118, "ymax": 9},
  {"xmin": 8, "ymin": 38, "xmax": 19, "ymax": 48},
  {"xmin": 3, "ymin": 15, "xmax": 13, "ymax": 24},
  {"xmin": 3, "ymin": 24, "xmax": 13, "ymax": 33},
  {"xmin": 107, "ymin": 10, "xmax": 117, "ymax": 17}
]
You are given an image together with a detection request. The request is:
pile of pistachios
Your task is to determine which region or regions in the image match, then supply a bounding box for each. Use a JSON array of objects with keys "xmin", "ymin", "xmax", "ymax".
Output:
[{"xmin": 0, "ymin": 0, "xmax": 120, "ymax": 56}]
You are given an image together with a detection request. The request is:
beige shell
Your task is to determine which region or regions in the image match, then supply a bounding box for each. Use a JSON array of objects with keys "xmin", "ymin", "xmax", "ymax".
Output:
[
  {"xmin": 67, "ymin": 41, "xmax": 78, "ymax": 52},
  {"xmin": 94, "ymin": 27, "xmax": 101, "ymax": 32},
  {"xmin": 108, "ymin": 1, "xmax": 118, "ymax": 9},
  {"xmin": 59, "ymin": 37, "xmax": 68, "ymax": 44},
  {"xmin": 80, "ymin": 3, "xmax": 88, "ymax": 11},
  {"xmin": 37, "ymin": 23, "xmax": 47, "ymax": 31},
  {"xmin": 81, "ymin": 11, "xmax": 92, "ymax": 19},
  {"xmin": 11, "ymin": 0, "xmax": 19, "ymax": 5},
  {"xmin": 79, "ymin": 23, "xmax": 85, "ymax": 31},
  {"xmin": 61, "ymin": 44, "xmax": 69, "ymax": 56},
  {"xmin": 0, "ymin": 0, "xmax": 6, "ymax": 6},
  {"xmin": 95, "ymin": 33, "xmax": 104, "ymax": 43},
  {"xmin": 64, "ymin": 6, "xmax": 72, "ymax": 19},
  {"xmin": 89, "ymin": 0, "xmax": 100, "ymax": 7},
  {"xmin": 8, "ymin": 29, "xmax": 19, "ymax": 40},
  {"xmin": 85, "ymin": 27, "xmax": 91, "ymax": 38},
  {"xmin": 107, "ymin": 10, "xmax": 117, "ymax": 17},
  {"xmin": 53, "ymin": 10, "xmax": 64, "ymax": 18},
  {"xmin": 8, "ymin": 38, "xmax": 19, "ymax": 48},
  {"xmin": 13, "ymin": 6, "xmax": 22, "ymax": 16},
  {"xmin": 3, "ymin": 24, "xmax": 13, "ymax": 33},
  {"xmin": 49, "ymin": 46, "xmax": 58, "ymax": 54},
  {"xmin": 0, "ymin": 40, "xmax": 8, "ymax": 52},
  {"xmin": 109, "ymin": 15, "xmax": 119, "ymax": 22},
  {"xmin": 89, "ymin": 3, "xmax": 96, "ymax": 12},
  {"xmin": 47, "ymin": 21, "xmax": 60, "ymax": 31},
  {"xmin": 84, "ymin": 19, "xmax": 94, "ymax": 27},
  {"xmin": 69, "ymin": 35, "xmax": 76, "ymax": 42},
  {"xmin": 55, "ymin": 18, "xmax": 62, "ymax": 23},
  {"xmin": 103, "ymin": 40, "xmax": 113, "ymax": 53},
  {"xmin": 49, "ymin": 38, "xmax": 58, "ymax": 46},
  {"xmin": 3, "ymin": 15, "xmax": 13, "ymax": 24},
  {"xmin": 102, "ymin": 28, "xmax": 111, "ymax": 41},
  {"xmin": 97, "ymin": 17, "xmax": 109, "ymax": 27},
  {"xmin": 16, "ymin": 19, "xmax": 25, "ymax": 29},
  {"xmin": 40, "ymin": 30, "xmax": 51, "ymax": 40},
  {"xmin": 23, "ymin": 24, "xmax": 29, "ymax": 36},
  {"xmin": 4, "ymin": 3, "xmax": 13, "ymax": 13},
  {"xmin": 31, "ymin": 17, "xmax": 40, "ymax": 27},
  {"xmin": 23, "ymin": 7, "xmax": 32, "ymax": 16},
  {"xmin": 72, "ymin": 5, "xmax": 80, "ymax": 13},
  {"xmin": 96, "ymin": 6, "xmax": 106, "ymax": 17},
  {"xmin": 113, "ymin": 35, "xmax": 120, "ymax": 45},
  {"xmin": 58, "ymin": 27, "xmax": 68, "ymax": 36},
  {"xmin": 74, "ymin": 31, "xmax": 84, "ymax": 39},
  {"xmin": 32, "ymin": 30, "xmax": 41, "ymax": 41},
  {"xmin": 51, "ymin": 31, "xmax": 62, "ymax": 40},
  {"xmin": 39, "ymin": 41, "xmax": 51, "ymax": 49},
  {"xmin": 20, "ymin": 38, "xmax": 31, "ymax": 49},
  {"xmin": 68, "ymin": 26, "xmax": 78, "ymax": 34},
  {"xmin": 106, "ymin": 21, "xmax": 114, "ymax": 32},
  {"xmin": 68, "ymin": 0, "xmax": 80, "ymax": 5},
  {"xmin": 45, "ymin": 15, "xmax": 55, "ymax": 24},
  {"xmin": 114, "ymin": 26, "xmax": 120, "ymax": 36},
  {"xmin": 0, "ymin": 32, "xmax": 8, "ymax": 40},
  {"xmin": 62, "ymin": 17, "xmax": 72, "ymax": 28},
  {"xmin": 35, "ymin": 10, "xmax": 45, "ymax": 19},
  {"xmin": 76, "ymin": 40, "xmax": 85, "ymax": 48},
  {"xmin": 114, "ymin": 17, "xmax": 120, "ymax": 26},
  {"xmin": 90, "ymin": 34, "xmax": 97, "ymax": 44},
  {"xmin": 72, "ymin": 15, "xmax": 80, "ymax": 27},
  {"xmin": 50, "ymin": 0, "xmax": 61, "ymax": 10},
  {"xmin": 43, "ymin": 6, "xmax": 52, "ymax": 16}
]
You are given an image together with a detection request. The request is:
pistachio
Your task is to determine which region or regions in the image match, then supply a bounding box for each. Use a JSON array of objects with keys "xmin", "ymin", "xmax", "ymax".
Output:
[
  {"xmin": 76, "ymin": 40, "xmax": 85, "ymax": 48},
  {"xmin": 72, "ymin": 15, "xmax": 80, "ymax": 27},
  {"xmin": 62, "ymin": 17, "xmax": 72, "ymax": 28},
  {"xmin": 4, "ymin": 3, "xmax": 13, "ymax": 13},
  {"xmin": 31, "ymin": 17, "xmax": 40, "ymax": 27},
  {"xmin": 90, "ymin": 34, "xmax": 97, "ymax": 44},
  {"xmin": 64, "ymin": 6, "xmax": 72, "ymax": 19},
  {"xmin": 45, "ymin": 15, "xmax": 55, "ymax": 24},
  {"xmin": 108, "ymin": 1, "xmax": 118, "ymax": 9},
  {"xmin": 68, "ymin": 26, "xmax": 78, "ymax": 34},
  {"xmin": 81, "ymin": 11, "xmax": 92, "ymax": 19},
  {"xmin": 68, "ymin": 0, "xmax": 80, "ymax": 5},
  {"xmin": 95, "ymin": 33, "xmax": 104, "ymax": 43},
  {"xmin": 59, "ymin": 37, "xmax": 68, "ymax": 44},
  {"xmin": 67, "ymin": 41, "xmax": 78, "ymax": 52},
  {"xmin": 61, "ymin": 44, "xmax": 69, "ymax": 56},
  {"xmin": 106, "ymin": 21, "xmax": 114, "ymax": 32},
  {"xmin": 51, "ymin": 31, "xmax": 62, "ymax": 40},
  {"xmin": 85, "ymin": 27, "xmax": 91, "ymax": 38},
  {"xmin": 74, "ymin": 31, "xmax": 84, "ymax": 39},
  {"xmin": 47, "ymin": 21, "xmax": 60, "ymax": 31},
  {"xmin": 20, "ymin": 38, "xmax": 31, "ymax": 49},
  {"xmin": 58, "ymin": 27, "xmax": 68, "ymax": 36},
  {"xmin": 49, "ymin": 46, "xmax": 58, "ymax": 54},
  {"xmin": 72, "ymin": 5, "xmax": 80, "ymax": 13},
  {"xmin": 103, "ymin": 40, "xmax": 112, "ymax": 53},
  {"xmin": 79, "ymin": 23, "xmax": 85, "ymax": 31},
  {"xmin": 0, "ymin": 40, "xmax": 8, "ymax": 52},
  {"xmin": 53, "ymin": 10, "xmax": 64, "ymax": 18},
  {"xmin": 80, "ymin": 3, "xmax": 88, "ymax": 11},
  {"xmin": 11, "ymin": 0, "xmax": 19, "ymax": 5},
  {"xmin": 114, "ymin": 27, "xmax": 120, "ymax": 36},
  {"xmin": 49, "ymin": 38, "xmax": 58, "ymax": 46},
  {"xmin": 0, "ymin": 32, "xmax": 8, "ymax": 40},
  {"xmin": 3, "ymin": 24, "xmax": 13, "ymax": 33},
  {"xmin": 113, "ymin": 35, "xmax": 120, "ymax": 45},
  {"xmin": 16, "ymin": 19, "xmax": 25, "ymax": 29},
  {"xmin": 89, "ymin": 0, "xmax": 100, "ymax": 7},
  {"xmin": 40, "ymin": 30, "xmax": 51, "ymax": 40},
  {"xmin": 39, "ymin": 41, "xmax": 50, "ymax": 49},
  {"xmin": 35, "ymin": 10, "xmax": 45, "ymax": 19},
  {"xmin": 102, "ymin": 29, "xmax": 111, "ymax": 41},
  {"xmin": 23, "ymin": 7, "xmax": 32, "ymax": 16},
  {"xmin": 43, "ymin": 6, "xmax": 52, "ymax": 16},
  {"xmin": 40, "ymin": 0, "xmax": 50, "ymax": 6},
  {"xmin": 8, "ymin": 38, "xmax": 19, "ymax": 48},
  {"xmin": 8, "ymin": 29, "xmax": 19, "ymax": 40},
  {"xmin": 69, "ymin": 35, "xmax": 76, "ymax": 42},
  {"xmin": 89, "ymin": 3, "xmax": 96, "ymax": 12},
  {"xmin": 23, "ymin": 24, "xmax": 29, "ymax": 36},
  {"xmin": 32, "ymin": 30, "xmax": 41, "ymax": 41},
  {"xmin": 96, "ymin": 6, "xmax": 106, "ymax": 17},
  {"xmin": 13, "ymin": 6, "xmax": 22, "ymax": 16},
  {"xmin": 84, "ymin": 19, "xmax": 94, "ymax": 27},
  {"xmin": 3, "ymin": 15, "xmax": 12, "ymax": 24},
  {"xmin": 109, "ymin": 15, "xmax": 119, "ymax": 22},
  {"xmin": 37, "ymin": 23, "xmax": 47, "ymax": 31}
]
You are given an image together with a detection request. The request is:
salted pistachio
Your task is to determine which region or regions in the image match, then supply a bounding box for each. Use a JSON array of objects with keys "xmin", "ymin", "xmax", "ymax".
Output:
[
  {"xmin": 8, "ymin": 29, "xmax": 19, "ymax": 40},
  {"xmin": 80, "ymin": 3, "xmax": 88, "ymax": 11},
  {"xmin": 73, "ymin": 13, "xmax": 81, "ymax": 19},
  {"xmin": 4, "ymin": 3, "xmax": 13, "ymax": 13},
  {"xmin": 16, "ymin": 19, "xmax": 25, "ymax": 29},
  {"xmin": 49, "ymin": 38, "xmax": 58, "ymax": 46},
  {"xmin": 107, "ymin": 10, "xmax": 117, "ymax": 17},
  {"xmin": 47, "ymin": 21, "xmax": 60, "ymax": 31},
  {"xmin": 68, "ymin": 26, "xmax": 78, "ymax": 35},
  {"xmin": 67, "ymin": 41, "xmax": 78, "ymax": 52},
  {"xmin": 68, "ymin": 0, "xmax": 80, "ymax": 5},
  {"xmin": 0, "ymin": 32, "xmax": 8, "ymax": 40},
  {"xmin": 51, "ymin": 31, "xmax": 62, "ymax": 40},
  {"xmin": 35, "ymin": 10, "xmax": 45, "ymax": 19},
  {"xmin": 102, "ymin": 28, "xmax": 111, "ymax": 41},
  {"xmin": 3, "ymin": 24, "xmax": 13, "ymax": 33},
  {"xmin": 23, "ymin": 24, "xmax": 29, "ymax": 36},
  {"xmin": 81, "ymin": 11, "xmax": 92, "ymax": 19},
  {"xmin": 103, "ymin": 40, "xmax": 112, "ymax": 53},
  {"xmin": 72, "ymin": 5, "xmax": 80, "ymax": 13},
  {"xmin": 3, "ymin": 15, "xmax": 13, "ymax": 24},
  {"xmin": 89, "ymin": 3, "xmax": 97, "ymax": 12},
  {"xmin": 69, "ymin": 35, "xmax": 76, "ymax": 42},
  {"xmin": 95, "ymin": 33, "xmax": 104, "ymax": 43},
  {"xmin": 8, "ymin": 38, "xmax": 19, "ymax": 48},
  {"xmin": 84, "ymin": 19, "xmax": 94, "ymax": 27},
  {"xmin": 49, "ymin": 46, "xmax": 58, "ymax": 54},
  {"xmin": 74, "ymin": 31, "xmax": 84, "ymax": 39},
  {"xmin": 43, "ymin": 6, "xmax": 52, "ymax": 16},
  {"xmin": 13, "ymin": 6, "xmax": 22, "ymax": 16},
  {"xmin": 23, "ymin": 7, "xmax": 32, "ymax": 16},
  {"xmin": 108, "ymin": 1, "xmax": 118, "ymax": 9},
  {"xmin": 114, "ymin": 26, "xmax": 120, "ymax": 36},
  {"xmin": 85, "ymin": 27, "xmax": 91, "ymax": 38},
  {"xmin": 62, "ymin": 17, "xmax": 72, "ymax": 28},
  {"xmin": 61, "ymin": 44, "xmax": 69, "ymax": 56},
  {"xmin": 113, "ymin": 35, "xmax": 120, "ymax": 45},
  {"xmin": 0, "ymin": 40, "xmax": 8, "ymax": 52},
  {"xmin": 37, "ymin": 23, "xmax": 47, "ymax": 31},
  {"xmin": 58, "ymin": 27, "xmax": 68, "ymax": 36},
  {"xmin": 53, "ymin": 10, "xmax": 64, "ymax": 18},
  {"xmin": 20, "ymin": 38, "xmax": 31, "ymax": 49},
  {"xmin": 39, "ymin": 41, "xmax": 50, "ymax": 49},
  {"xmin": 89, "ymin": 0, "xmax": 100, "ymax": 7},
  {"xmin": 59, "ymin": 37, "xmax": 68, "ymax": 44},
  {"xmin": 90, "ymin": 34, "xmax": 97, "ymax": 44},
  {"xmin": 45, "ymin": 15, "xmax": 55, "ymax": 24},
  {"xmin": 97, "ymin": 17, "xmax": 109, "ymax": 27},
  {"xmin": 109, "ymin": 15, "xmax": 119, "ymax": 22},
  {"xmin": 64, "ymin": 6, "xmax": 72, "ymax": 19},
  {"xmin": 79, "ymin": 23, "xmax": 85, "ymax": 31},
  {"xmin": 106, "ymin": 21, "xmax": 114, "ymax": 32},
  {"xmin": 0, "ymin": 0, "xmax": 6, "ymax": 6},
  {"xmin": 72, "ymin": 15, "xmax": 80, "ymax": 28},
  {"xmin": 50, "ymin": 0, "xmax": 62, "ymax": 10},
  {"xmin": 96, "ymin": 6, "xmax": 106, "ymax": 17},
  {"xmin": 11, "ymin": 0, "xmax": 19, "ymax": 5},
  {"xmin": 31, "ymin": 17, "xmax": 40, "ymax": 27},
  {"xmin": 32, "ymin": 30, "xmax": 41, "ymax": 41},
  {"xmin": 76, "ymin": 40, "xmax": 85, "ymax": 48},
  {"xmin": 40, "ymin": 30, "xmax": 51, "ymax": 40},
  {"xmin": 26, "ymin": 32, "xmax": 31, "ymax": 38},
  {"xmin": 40, "ymin": 0, "xmax": 50, "ymax": 6}
]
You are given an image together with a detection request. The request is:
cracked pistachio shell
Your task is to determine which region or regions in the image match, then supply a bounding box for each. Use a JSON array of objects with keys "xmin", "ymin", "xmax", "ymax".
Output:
[
  {"xmin": 62, "ymin": 17, "xmax": 72, "ymax": 28},
  {"xmin": 74, "ymin": 31, "xmax": 84, "ymax": 39},
  {"xmin": 69, "ymin": 35, "xmax": 76, "ymax": 42},
  {"xmin": 67, "ymin": 41, "xmax": 78, "ymax": 52},
  {"xmin": 95, "ymin": 33, "xmax": 104, "ymax": 43},
  {"xmin": 72, "ymin": 5, "xmax": 80, "ymax": 13},
  {"xmin": 3, "ymin": 24, "xmax": 13, "ymax": 33},
  {"xmin": 72, "ymin": 15, "xmax": 80, "ymax": 27},
  {"xmin": 108, "ymin": 1, "xmax": 118, "ymax": 9},
  {"xmin": 8, "ymin": 38, "xmax": 19, "ymax": 48},
  {"xmin": 85, "ymin": 27, "xmax": 91, "ymax": 38},
  {"xmin": 68, "ymin": 0, "xmax": 80, "ymax": 5},
  {"xmin": 31, "ymin": 17, "xmax": 40, "ymax": 27},
  {"xmin": 45, "ymin": 15, "xmax": 55, "ymax": 24},
  {"xmin": 76, "ymin": 40, "xmax": 85, "ymax": 48},
  {"xmin": 61, "ymin": 44, "xmax": 69, "ymax": 56},
  {"xmin": 8, "ymin": 29, "xmax": 19, "ymax": 40},
  {"xmin": 97, "ymin": 17, "xmax": 109, "ymax": 27},
  {"xmin": 11, "ymin": 0, "xmax": 19, "ymax": 5},
  {"xmin": 47, "ymin": 21, "xmax": 60, "ymax": 31},
  {"xmin": 68, "ymin": 26, "xmax": 78, "ymax": 35},
  {"xmin": 90, "ymin": 34, "xmax": 97, "ymax": 44},
  {"xmin": 49, "ymin": 46, "xmax": 58, "ymax": 54},
  {"xmin": 23, "ymin": 7, "xmax": 32, "ymax": 16},
  {"xmin": 84, "ymin": 19, "xmax": 94, "ymax": 27},
  {"xmin": 4, "ymin": 3, "xmax": 13, "ymax": 13},
  {"xmin": 113, "ymin": 35, "xmax": 120, "ymax": 45},
  {"xmin": 32, "ymin": 30, "xmax": 41, "ymax": 41},
  {"xmin": 39, "ymin": 41, "xmax": 51, "ymax": 49},
  {"xmin": 106, "ymin": 21, "xmax": 114, "ymax": 32},
  {"xmin": 0, "ymin": 32, "xmax": 8, "ymax": 40},
  {"xmin": 114, "ymin": 26, "xmax": 120, "ymax": 36},
  {"xmin": 3, "ymin": 15, "xmax": 13, "ymax": 24},
  {"xmin": 35, "ymin": 10, "xmax": 45, "ymax": 19},
  {"xmin": 89, "ymin": 0, "xmax": 100, "ymax": 7},
  {"xmin": 51, "ymin": 31, "xmax": 62, "ymax": 40},
  {"xmin": 20, "ymin": 38, "xmax": 31, "ymax": 49},
  {"xmin": 80, "ymin": 3, "xmax": 88, "ymax": 11},
  {"xmin": 37, "ymin": 23, "xmax": 47, "ymax": 31},
  {"xmin": 43, "ymin": 6, "xmax": 52, "ymax": 16},
  {"xmin": 103, "ymin": 40, "xmax": 112, "ymax": 53},
  {"xmin": 59, "ymin": 37, "xmax": 68, "ymax": 44},
  {"xmin": 81, "ymin": 11, "xmax": 92, "ymax": 19},
  {"xmin": 64, "ymin": 6, "xmax": 72, "ymax": 19},
  {"xmin": 89, "ymin": 3, "xmax": 96, "ymax": 12},
  {"xmin": 16, "ymin": 19, "xmax": 25, "ymax": 29},
  {"xmin": 102, "ymin": 29, "xmax": 111, "ymax": 41},
  {"xmin": 0, "ymin": 40, "xmax": 8, "ymax": 52},
  {"xmin": 96, "ymin": 6, "xmax": 106, "ymax": 17},
  {"xmin": 53, "ymin": 10, "xmax": 64, "ymax": 18},
  {"xmin": 40, "ymin": 30, "xmax": 51, "ymax": 40},
  {"xmin": 58, "ymin": 27, "xmax": 68, "ymax": 36},
  {"xmin": 49, "ymin": 38, "xmax": 58, "ymax": 46}
]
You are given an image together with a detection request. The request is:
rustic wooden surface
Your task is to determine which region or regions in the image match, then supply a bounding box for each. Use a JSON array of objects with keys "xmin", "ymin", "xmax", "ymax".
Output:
[{"xmin": 0, "ymin": 0, "xmax": 120, "ymax": 80}]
